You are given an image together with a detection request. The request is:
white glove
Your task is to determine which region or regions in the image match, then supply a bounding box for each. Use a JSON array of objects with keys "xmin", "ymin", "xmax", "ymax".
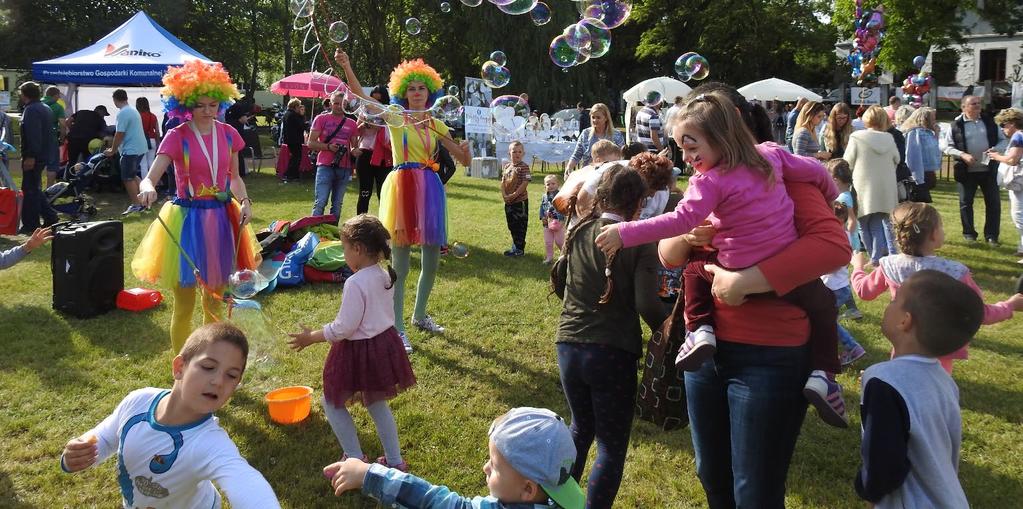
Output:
[{"xmin": 138, "ymin": 178, "xmax": 158, "ymax": 207}]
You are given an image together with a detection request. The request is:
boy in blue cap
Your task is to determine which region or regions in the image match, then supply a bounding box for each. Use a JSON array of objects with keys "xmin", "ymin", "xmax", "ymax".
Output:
[{"xmin": 324, "ymin": 407, "xmax": 585, "ymax": 508}]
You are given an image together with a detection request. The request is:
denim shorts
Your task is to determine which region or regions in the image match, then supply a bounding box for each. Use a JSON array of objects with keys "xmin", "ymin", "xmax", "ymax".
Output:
[{"xmin": 119, "ymin": 153, "xmax": 143, "ymax": 180}]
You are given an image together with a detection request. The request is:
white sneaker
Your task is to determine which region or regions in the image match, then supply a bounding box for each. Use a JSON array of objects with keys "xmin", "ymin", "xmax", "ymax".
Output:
[
  {"xmin": 412, "ymin": 315, "xmax": 445, "ymax": 334},
  {"xmin": 674, "ymin": 325, "xmax": 717, "ymax": 371},
  {"xmin": 399, "ymin": 331, "xmax": 412, "ymax": 354}
]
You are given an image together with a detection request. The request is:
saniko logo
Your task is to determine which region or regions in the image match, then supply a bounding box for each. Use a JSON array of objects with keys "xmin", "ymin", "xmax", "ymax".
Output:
[{"xmin": 104, "ymin": 44, "xmax": 162, "ymax": 58}]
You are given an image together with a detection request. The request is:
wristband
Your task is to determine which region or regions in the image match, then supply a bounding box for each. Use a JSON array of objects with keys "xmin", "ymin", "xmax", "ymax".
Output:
[{"xmin": 240, "ymin": 197, "xmax": 252, "ymax": 205}]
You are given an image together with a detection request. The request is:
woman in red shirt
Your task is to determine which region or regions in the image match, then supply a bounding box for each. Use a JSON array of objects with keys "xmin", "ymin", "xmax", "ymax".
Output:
[
  {"xmin": 659, "ymin": 84, "xmax": 850, "ymax": 508},
  {"xmin": 136, "ymin": 97, "xmax": 160, "ymax": 175}
]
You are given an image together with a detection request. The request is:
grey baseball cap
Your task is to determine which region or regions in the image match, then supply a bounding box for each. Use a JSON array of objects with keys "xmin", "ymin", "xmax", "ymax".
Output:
[{"xmin": 489, "ymin": 408, "xmax": 584, "ymax": 509}]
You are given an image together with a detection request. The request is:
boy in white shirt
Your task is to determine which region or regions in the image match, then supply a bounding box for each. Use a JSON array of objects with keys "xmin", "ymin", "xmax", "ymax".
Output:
[{"xmin": 60, "ymin": 323, "xmax": 280, "ymax": 508}]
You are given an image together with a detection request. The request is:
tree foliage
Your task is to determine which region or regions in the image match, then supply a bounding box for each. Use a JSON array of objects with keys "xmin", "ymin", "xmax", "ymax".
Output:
[
  {"xmin": 832, "ymin": 0, "xmax": 1023, "ymax": 79},
  {"xmin": 1, "ymin": 0, "xmax": 841, "ymax": 112}
]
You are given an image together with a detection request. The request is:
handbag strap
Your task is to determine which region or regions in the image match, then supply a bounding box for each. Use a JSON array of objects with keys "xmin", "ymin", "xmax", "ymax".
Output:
[{"xmin": 322, "ymin": 115, "xmax": 349, "ymax": 146}]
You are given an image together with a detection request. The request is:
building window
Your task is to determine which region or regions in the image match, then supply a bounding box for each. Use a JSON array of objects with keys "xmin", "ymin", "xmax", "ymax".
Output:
[{"xmin": 979, "ymin": 49, "xmax": 1006, "ymax": 82}]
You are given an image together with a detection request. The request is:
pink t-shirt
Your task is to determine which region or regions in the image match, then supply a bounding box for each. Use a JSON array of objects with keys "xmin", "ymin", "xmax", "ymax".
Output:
[
  {"xmin": 311, "ymin": 112, "xmax": 356, "ymax": 167},
  {"xmin": 158, "ymin": 121, "xmax": 244, "ymax": 199},
  {"xmin": 618, "ymin": 142, "xmax": 838, "ymax": 269}
]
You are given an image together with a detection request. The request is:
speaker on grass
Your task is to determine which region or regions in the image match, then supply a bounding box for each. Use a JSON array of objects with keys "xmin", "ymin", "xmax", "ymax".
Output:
[{"xmin": 51, "ymin": 220, "xmax": 124, "ymax": 318}]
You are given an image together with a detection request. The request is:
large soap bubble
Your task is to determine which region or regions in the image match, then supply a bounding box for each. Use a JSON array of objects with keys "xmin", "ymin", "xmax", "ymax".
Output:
[
  {"xmin": 584, "ymin": 0, "xmax": 631, "ymax": 29},
  {"xmin": 564, "ymin": 23, "xmax": 592, "ymax": 51},
  {"xmin": 384, "ymin": 104, "xmax": 406, "ymax": 128},
  {"xmin": 290, "ymin": 0, "xmax": 314, "ymax": 17},
  {"xmin": 643, "ymin": 89, "xmax": 663, "ymax": 107},
  {"xmin": 327, "ymin": 21, "xmax": 349, "ymax": 43},
  {"xmin": 430, "ymin": 95, "xmax": 464, "ymax": 122},
  {"xmin": 481, "ymin": 61, "xmax": 511, "ymax": 88},
  {"xmin": 676, "ymin": 53, "xmax": 710, "ymax": 81},
  {"xmin": 461, "ymin": 0, "xmax": 483, "ymax": 5},
  {"xmin": 549, "ymin": 35, "xmax": 578, "ymax": 68},
  {"xmin": 579, "ymin": 18, "xmax": 611, "ymax": 58},
  {"xmin": 490, "ymin": 50, "xmax": 508, "ymax": 66},
  {"xmin": 497, "ymin": 0, "xmax": 539, "ymax": 15},
  {"xmin": 229, "ymin": 269, "xmax": 265, "ymax": 299},
  {"xmin": 405, "ymin": 17, "xmax": 422, "ymax": 35},
  {"xmin": 488, "ymin": 0, "xmax": 516, "ymax": 5},
  {"xmin": 530, "ymin": 2, "xmax": 552, "ymax": 25}
]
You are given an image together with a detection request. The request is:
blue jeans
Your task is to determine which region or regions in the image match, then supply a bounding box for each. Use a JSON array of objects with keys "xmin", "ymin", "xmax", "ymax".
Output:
[
  {"xmin": 312, "ymin": 165, "xmax": 351, "ymax": 220},
  {"xmin": 685, "ymin": 340, "xmax": 810, "ymax": 509},
  {"xmin": 858, "ymin": 212, "xmax": 895, "ymax": 263},
  {"xmin": 832, "ymin": 286, "xmax": 862, "ymax": 351}
]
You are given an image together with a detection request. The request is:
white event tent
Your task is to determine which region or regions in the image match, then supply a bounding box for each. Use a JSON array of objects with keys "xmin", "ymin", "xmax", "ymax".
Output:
[{"xmin": 738, "ymin": 78, "xmax": 823, "ymax": 103}]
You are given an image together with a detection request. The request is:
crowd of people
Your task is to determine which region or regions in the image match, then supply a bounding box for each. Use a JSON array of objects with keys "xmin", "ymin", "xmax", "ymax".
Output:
[{"xmin": 3, "ymin": 54, "xmax": 1023, "ymax": 508}]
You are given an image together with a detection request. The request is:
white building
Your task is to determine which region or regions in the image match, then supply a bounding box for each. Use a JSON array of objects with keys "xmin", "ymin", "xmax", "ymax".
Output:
[{"xmin": 931, "ymin": 9, "xmax": 1023, "ymax": 86}]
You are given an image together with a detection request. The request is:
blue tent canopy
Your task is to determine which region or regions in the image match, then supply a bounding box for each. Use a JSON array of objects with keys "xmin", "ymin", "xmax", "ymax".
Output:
[{"xmin": 32, "ymin": 11, "xmax": 212, "ymax": 85}]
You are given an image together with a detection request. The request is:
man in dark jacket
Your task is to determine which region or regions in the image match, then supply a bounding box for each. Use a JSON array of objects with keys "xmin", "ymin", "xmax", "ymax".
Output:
[
  {"xmin": 942, "ymin": 95, "xmax": 1006, "ymax": 243},
  {"xmin": 18, "ymin": 81, "xmax": 58, "ymax": 233},
  {"xmin": 66, "ymin": 105, "xmax": 109, "ymax": 166}
]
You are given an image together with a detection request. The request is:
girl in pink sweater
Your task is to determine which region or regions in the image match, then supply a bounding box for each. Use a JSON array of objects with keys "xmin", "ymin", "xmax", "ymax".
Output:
[
  {"xmin": 596, "ymin": 92, "xmax": 849, "ymax": 427},
  {"xmin": 851, "ymin": 202, "xmax": 1023, "ymax": 373}
]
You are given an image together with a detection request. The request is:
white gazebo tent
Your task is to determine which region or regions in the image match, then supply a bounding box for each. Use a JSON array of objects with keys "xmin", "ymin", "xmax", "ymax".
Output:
[
  {"xmin": 738, "ymin": 78, "xmax": 823, "ymax": 103},
  {"xmin": 622, "ymin": 77, "xmax": 692, "ymax": 141}
]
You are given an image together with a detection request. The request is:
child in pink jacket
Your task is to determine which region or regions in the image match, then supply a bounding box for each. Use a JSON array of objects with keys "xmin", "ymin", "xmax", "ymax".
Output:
[
  {"xmin": 595, "ymin": 91, "xmax": 849, "ymax": 427},
  {"xmin": 852, "ymin": 202, "xmax": 1023, "ymax": 373}
]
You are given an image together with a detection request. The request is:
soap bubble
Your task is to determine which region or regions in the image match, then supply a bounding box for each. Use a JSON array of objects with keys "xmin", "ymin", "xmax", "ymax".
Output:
[
  {"xmin": 451, "ymin": 242, "xmax": 469, "ymax": 258},
  {"xmin": 497, "ymin": 0, "xmax": 539, "ymax": 15},
  {"xmin": 430, "ymin": 95, "xmax": 464, "ymax": 122},
  {"xmin": 579, "ymin": 17, "xmax": 611, "ymax": 58},
  {"xmin": 441, "ymin": 1, "xmax": 452, "ymax": 12},
  {"xmin": 549, "ymin": 35, "xmax": 578, "ymax": 68},
  {"xmin": 530, "ymin": 2, "xmax": 552, "ymax": 25},
  {"xmin": 405, "ymin": 17, "xmax": 422, "ymax": 35},
  {"xmin": 447, "ymin": 85, "xmax": 460, "ymax": 97},
  {"xmin": 290, "ymin": 0, "xmax": 314, "ymax": 17},
  {"xmin": 384, "ymin": 104, "xmax": 406, "ymax": 128},
  {"xmin": 489, "ymin": 0, "xmax": 516, "ymax": 5},
  {"xmin": 684, "ymin": 54, "xmax": 710, "ymax": 81},
  {"xmin": 564, "ymin": 23, "xmax": 592, "ymax": 51},
  {"xmin": 643, "ymin": 89, "xmax": 663, "ymax": 107},
  {"xmin": 327, "ymin": 21, "xmax": 349, "ymax": 43},
  {"xmin": 490, "ymin": 50, "xmax": 508, "ymax": 66},
  {"xmin": 584, "ymin": 0, "xmax": 631, "ymax": 29},
  {"xmin": 460, "ymin": 0, "xmax": 483, "ymax": 5},
  {"xmin": 490, "ymin": 94, "xmax": 529, "ymax": 112},
  {"xmin": 229, "ymin": 269, "xmax": 263, "ymax": 299},
  {"xmin": 674, "ymin": 52, "xmax": 697, "ymax": 80},
  {"xmin": 481, "ymin": 61, "xmax": 511, "ymax": 88}
]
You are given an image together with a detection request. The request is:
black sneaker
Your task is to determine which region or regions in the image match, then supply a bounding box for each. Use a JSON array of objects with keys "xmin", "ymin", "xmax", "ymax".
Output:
[
  {"xmin": 986, "ymin": 238, "xmax": 999, "ymax": 245},
  {"xmin": 504, "ymin": 248, "xmax": 524, "ymax": 257}
]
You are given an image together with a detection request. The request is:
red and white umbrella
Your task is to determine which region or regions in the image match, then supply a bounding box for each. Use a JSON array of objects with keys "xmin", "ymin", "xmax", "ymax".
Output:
[{"xmin": 269, "ymin": 72, "xmax": 348, "ymax": 99}]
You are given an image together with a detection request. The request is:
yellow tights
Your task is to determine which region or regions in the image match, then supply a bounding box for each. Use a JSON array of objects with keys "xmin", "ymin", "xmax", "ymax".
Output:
[{"xmin": 170, "ymin": 285, "xmax": 224, "ymax": 353}]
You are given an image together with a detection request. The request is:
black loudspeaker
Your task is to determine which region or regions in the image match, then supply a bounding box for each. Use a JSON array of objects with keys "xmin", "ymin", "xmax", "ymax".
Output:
[{"xmin": 51, "ymin": 221, "xmax": 124, "ymax": 318}]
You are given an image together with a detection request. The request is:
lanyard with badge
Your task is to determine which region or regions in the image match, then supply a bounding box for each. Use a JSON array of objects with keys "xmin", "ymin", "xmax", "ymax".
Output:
[{"xmin": 187, "ymin": 121, "xmax": 230, "ymax": 202}]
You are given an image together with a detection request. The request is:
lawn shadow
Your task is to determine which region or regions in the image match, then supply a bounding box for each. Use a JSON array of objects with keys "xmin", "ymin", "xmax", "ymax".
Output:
[
  {"xmin": 414, "ymin": 334, "xmax": 562, "ymax": 410},
  {"xmin": 957, "ymin": 377, "xmax": 1023, "ymax": 424},
  {"xmin": 959, "ymin": 454, "xmax": 1023, "ymax": 506},
  {"xmin": 0, "ymin": 469, "xmax": 39, "ymax": 509},
  {"xmin": 62, "ymin": 309, "xmax": 165, "ymax": 357},
  {"xmin": 0, "ymin": 304, "xmax": 96, "ymax": 388},
  {"xmin": 968, "ymin": 335, "xmax": 1023, "ymax": 359},
  {"xmin": 436, "ymin": 242, "xmax": 550, "ymax": 285}
]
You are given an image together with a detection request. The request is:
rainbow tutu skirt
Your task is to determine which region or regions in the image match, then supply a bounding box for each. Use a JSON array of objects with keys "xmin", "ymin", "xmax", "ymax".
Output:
[
  {"xmin": 132, "ymin": 198, "xmax": 261, "ymax": 289},
  {"xmin": 379, "ymin": 163, "xmax": 447, "ymax": 247}
]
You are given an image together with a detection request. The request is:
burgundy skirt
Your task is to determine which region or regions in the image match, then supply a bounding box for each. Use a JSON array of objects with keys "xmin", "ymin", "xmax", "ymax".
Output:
[{"xmin": 323, "ymin": 326, "xmax": 416, "ymax": 407}]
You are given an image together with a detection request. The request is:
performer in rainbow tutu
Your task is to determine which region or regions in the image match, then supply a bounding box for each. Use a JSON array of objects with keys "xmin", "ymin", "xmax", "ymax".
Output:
[
  {"xmin": 335, "ymin": 49, "xmax": 471, "ymax": 351},
  {"xmin": 133, "ymin": 60, "xmax": 261, "ymax": 353}
]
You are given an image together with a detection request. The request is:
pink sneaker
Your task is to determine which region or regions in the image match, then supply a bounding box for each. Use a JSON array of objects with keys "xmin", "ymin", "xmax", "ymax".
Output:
[{"xmin": 376, "ymin": 456, "xmax": 409, "ymax": 472}]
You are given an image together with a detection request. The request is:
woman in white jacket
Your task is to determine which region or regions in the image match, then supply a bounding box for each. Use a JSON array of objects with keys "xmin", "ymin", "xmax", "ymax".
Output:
[{"xmin": 845, "ymin": 105, "xmax": 900, "ymax": 264}]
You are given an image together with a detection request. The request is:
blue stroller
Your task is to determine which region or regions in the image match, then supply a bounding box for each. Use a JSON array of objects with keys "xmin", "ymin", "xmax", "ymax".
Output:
[{"xmin": 45, "ymin": 153, "xmax": 104, "ymax": 220}]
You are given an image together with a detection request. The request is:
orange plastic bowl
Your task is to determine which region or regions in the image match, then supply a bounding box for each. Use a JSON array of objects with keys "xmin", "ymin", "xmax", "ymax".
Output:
[{"xmin": 265, "ymin": 386, "xmax": 313, "ymax": 425}]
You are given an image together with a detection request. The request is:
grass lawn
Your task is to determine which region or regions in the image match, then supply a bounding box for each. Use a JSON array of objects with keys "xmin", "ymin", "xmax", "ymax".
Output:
[{"xmin": 1, "ymin": 165, "xmax": 1022, "ymax": 508}]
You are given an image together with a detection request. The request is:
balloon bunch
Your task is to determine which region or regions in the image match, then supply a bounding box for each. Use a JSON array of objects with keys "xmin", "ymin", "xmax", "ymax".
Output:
[
  {"xmin": 901, "ymin": 56, "xmax": 933, "ymax": 108},
  {"xmin": 550, "ymin": 1, "xmax": 631, "ymax": 69},
  {"xmin": 847, "ymin": 0, "xmax": 885, "ymax": 85},
  {"xmin": 673, "ymin": 52, "xmax": 711, "ymax": 83}
]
